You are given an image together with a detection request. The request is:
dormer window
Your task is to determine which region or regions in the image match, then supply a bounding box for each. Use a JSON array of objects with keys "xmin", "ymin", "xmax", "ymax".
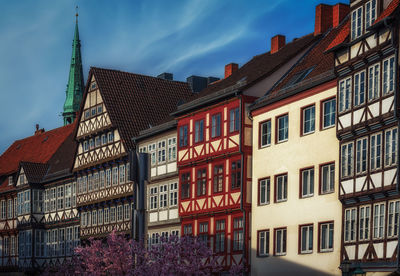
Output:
[
  {"xmin": 351, "ymin": 0, "xmax": 377, "ymax": 41},
  {"xmin": 8, "ymin": 176, "xmax": 13, "ymax": 186},
  {"xmin": 351, "ymin": 7, "xmax": 363, "ymax": 40},
  {"xmin": 365, "ymin": 0, "xmax": 377, "ymax": 29},
  {"xmin": 20, "ymin": 174, "xmax": 25, "ymax": 185},
  {"xmin": 91, "ymin": 82, "xmax": 97, "ymax": 90}
]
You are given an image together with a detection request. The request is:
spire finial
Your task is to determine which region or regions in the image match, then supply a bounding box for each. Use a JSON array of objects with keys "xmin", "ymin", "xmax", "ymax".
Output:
[{"xmin": 75, "ymin": 5, "xmax": 78, "ymax": 23}]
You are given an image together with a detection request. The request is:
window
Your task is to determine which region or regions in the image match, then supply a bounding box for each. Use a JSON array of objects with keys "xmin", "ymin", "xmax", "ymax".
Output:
[
  {"xmin": 100, "ymin": 170, "xmax": 105, "ymax": 189},
  {"xmin": 139, "ymin": 146, "xmax": 147, "ymax": 153},
  {"xmin": 260, "ymin": 120, "xmax": 271, "ymax": 147},
  {"xmin": 169, "ymin": 182, "xmax": 178, "ymax": 206},
  {"xmin": 106, "ymin": 169, "xmax": 111, "ymax": 187},
  {"xmin": 101, "ymin": 134, "xmax": 107, "ymax": 145},
  {"xmin": 319, "ymin": 222, "xmax": 334, "ymax": 252},
  {"xmin": 124, "ymin": 204, "xmax": 130, "ymax": 221},
  {"xmin": 370, "ymin": 133, "xmax": 382, "ymax": 171},
  {"xmin": 277, "ymin": 114, "xmax": 288, "ymax": 142},
  {"xmin": 8, "ymin": 176, "xmax": 13, "ymax": 186},
  {"xmin": 108, "ymin": 131, "xmax": 114, "ymax": 142},
  {"xmin": 181, "ymin": 173, "xmax": 190, "ymax": 199},
  {"xmin": 383, "ymin": 56, "xmax": 395, "ymax": 95},
  {"xmin": 98, "ymin": 209, "xmax": 103, "ymax": 225},
  {"xmin": 230, "ymin": 107, "xmax": 240, "ymax": 132},
  {"xmin": 198, "ymin": 222, "xmax": 209, "ymax": 246},
  {"xmin": 213, "ymin": 164, "xmax": 224, "ymax": 193},
  {"xmin": 258, "ymin": 230, "xmax": 269, "ymax": 257},
  {"xmin": 81, "ymin": 212, "xmax": 87, "ymax": 227},
  {"xmin": 320, "ymin": 163, "xmax": 335, "ymax": 194},
  {"xmin": 274, "ymin": 228, "xmax": 287, "ymax": 256},
  {"xmin": 159, "ymin": 184, "xmax": 168, "ymax": 208},
  {"xmin": 356, "ymin": 137, "xmax": 368, "ymax": 174},
  {"xmin": 88, "ymin": 174, "xmax": 93, "ymax": 192},
  {"xmin": 82, "ymin": 176, "xmax": 87, "ymax": 193},
  {"xmin": 104, "ymin": 208, "xmax": 110, "ymax": 224},
  {"xmin": 302, "ymin": 105, "xmax": 315, "ymax": 135},
  {"xmin": 158, "ymin": 140, "xmax": 166, "ymax": 163},
  {"xmin": 300, "ymin": 225, "xmax": 313, "ymax": 254},
  {"xmin": 231, "ymin": 160, "xmax": 241, "ymax": 190},
  {"xmin": 112, "ymin": 167, "xmax": 119, "ymax": 186},
  {"xmin": 368, "ymin": 63, "xmax": 380, "ymax": 101},
  {"xmin": 194, "ymin": 120, "xmax": 204, "ymax": 143},
  {"xmin": 7, "ymin": 199, "xmax": 12, "ymax": 219},
  {"xmin": 233, "ymin": 217, "xmax": 244, "ymax": 251},
  {"xmin": 211, "ymin": 114, "xmax": 221, "ymax": 138},
  {"xmin": 179, "ymin": 125, "xmax": 188, "ymax": 147},
  {"xmin": 344, "ymin": 208, "xmax": 357, "ymax": 242},
  {"xmin": 84, "ymin": 110, "xmax": 90, "ymax": 120},
  {"xmin": 275, "ymin": 174, "xmax": 287, "ymax": 202},
  {"xmin": 91, "ymin": 107, "xmax": 96, "ymax": 117},
  {"xmin": 119, "ymin": 164, "xmax": 126, "ymax": 184},
  {"xmin": 341, "ymin": 142, "xmax": 354, "ymax": 178},
  {"xmin": 322, "ymin": 98, "xmax": 336, "ymax": 129},
  {"xmin": 149, "ymin": 187, "xmax": 158, "ymax": 210},
  {"xmin": 117, "ymin": 205, "xmax": 123, "ymax": 221},
  {"xmin": 365, "ymin": 0, "xmax": 377, "ymax": 29},
  {"xmin": 373, "ymin": 203, "xmax": 385, "ymax": 239},
  {"xmin": 385, "ymin": 128, "xmax": 398, "ymax": 166},
  {"xmin": 183, "ymin": 224, "xmax": 192, "ymax": 236},
  {"xmin": 339, "ymin": 77, "xmax": 352, "ymax": 113},
  {"xmin": 1, "ymin": 200, "xmax": 5, "ymax": 219},
  {"xmin": 301, "ymin": 168, "xmax": 314, "ymax": 198},
  {"xmin": 83, "ymin": 141, "xmax": 88, "ymax": 152},
  {"xmin": 92, "ymin": 210, "xmax": 97, "ymax": 225},
  {"xmin": 95, "ymin": 136, "xmax": 101, "ymax": 147},
  {"xmin": 97, "ymin": 104, "xmax": 103, "ymax": 114},
  {"xmin": 65, "ymin": 184, "xmax": 71, "ymax": 209},
  {"xmin": 168, "ymin": 138, "xmax": 177, "ymax": 161},
  {"xmin": 359, "ymin": 205, "xmax": 371, "ymax": 241},
  {"xmin": 215, "ymin": 220, "xmax": 226, "ymax": 253},
  {"xmin": 354, "ymin": 71, "xmax": 366, "ymax": 106},
  {"xmin": 110, "ymin": 207, "xmax": 116, "ymax": 223},
  {"xmin": 148, "ymin": 143, "xmax": 156, "ymax": 166},
  {"xmin": 351, "ymin": 6, "xmax": 363, "ymax": 40},
  {"xmin": 259, "ymin": 178, "xmax": 270, "ymax": 205},
  {"xmin": 196, "ymin": 168, "xmax": 207, "ymax": 197},
  {"xmin": 388, "ymin": 200, "xmax": 400, "ymax": 237},
  {"xmin": 89, "ymin": 139, "xmax": 94, "ymax": 150}
]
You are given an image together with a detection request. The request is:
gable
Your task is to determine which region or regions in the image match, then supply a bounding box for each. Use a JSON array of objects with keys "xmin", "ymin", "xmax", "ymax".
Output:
[{"xmin": 17, "ymin": 167, "xmax": 26, "ymax": 186}]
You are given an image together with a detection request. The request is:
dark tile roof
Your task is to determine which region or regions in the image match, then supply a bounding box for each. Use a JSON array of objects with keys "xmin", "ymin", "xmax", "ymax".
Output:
[
  {"xmin": 325, "ymin": 20, "xmax": 350, "ymax": 51},
  {"xmin": 0, "ymin": 122, "xmax": 76, "ymax": 176},
  {"xmin": 20, "ymin": 162, "xmax": 49, "ymax": 184},
  {"xmin": 88, "ymin": 67, "xmax": 194, "ymax": 149},
  {"xmin": 252, "ymin": 17, "xmax": 348, "ymax": 109}
]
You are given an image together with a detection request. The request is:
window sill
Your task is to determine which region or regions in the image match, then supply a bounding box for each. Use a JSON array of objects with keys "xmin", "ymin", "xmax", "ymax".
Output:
[
  {"xmin": 260, "ymin": 143, "xmax": 271, "ymax": 149},
  {"xmin": 258, "ymin": 202, "xmax": 270, "ymax": 206},
  {"xmin": 299, "ymin": 251, "xmax": 313, "ymax": 255},
  {"xmin": 301, "ymin": 131, "xmax": 315, "ymax": 137},
  {"xmin": 321, "ymin": 124, "xmax": 335, "ymax": 131},
  {"xmin": 274, "ymin": 253, "xmax": 286, "ymax": 257},
  {"xmin": 319, "ymin": 249, "xmax": 333, "ymax": 253},
  {"xmin": 276, "ymin": 139, "xmax": 288, "ymax": 144},
  {"xmin": 320, "ymin": 190, "xmax": 334, "ymax": 195},
  {"xmin": 257, "ymin": 254, "xmax": 269, "ymax": 258},
  {"xmin": 301, "ymin": 194, "xmax": 314, "ymax": 199},
  {"xmin": 275, "ymin": 199, "xmax": 287, "ymax": 203}
]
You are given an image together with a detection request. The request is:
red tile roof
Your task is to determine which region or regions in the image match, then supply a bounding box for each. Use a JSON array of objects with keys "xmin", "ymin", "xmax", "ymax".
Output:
[
  {"xmin": 0, "ymin": 122, "xmax": 76, "ymax": 176},
  {"xmin": 325, "ymin": 20, "xmax": 350, "ymax": 51},
  {"xmin": 20, "ymin": 162, "xmax": 50, "ymax": 183},
  {"xmin": 374, "ymin": 0, "xmax": 400, "ymax": 25}
]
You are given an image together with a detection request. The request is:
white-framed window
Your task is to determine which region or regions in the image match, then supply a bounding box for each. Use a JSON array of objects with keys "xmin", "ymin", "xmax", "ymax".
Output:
[
  {"xmin": 1, "ymin": 200, "xmax": 6, "ymax": 219},
  {"xmin": 95, "ymin": 136, "xmax": 101, "ymax": 147},
  {"xmin": 81, "ymin": 212, "xmax": 87, "ymax": 227},
  {"xmin": 388, "ymin": 200, "xmax": 400, "ymax": 237},
  {"xmin": 8, "ymin": 175, "xmax": 14, "ymax": 186},
  {"xmin": 158, "ymin": 140, "xmax": 166, "ymax": 163},
  {"xmin": 385, "ymin": 128, "xmax": 398, "ymax": 166},
  {"xmin": 370, "ymin": 132, "xmax": 382, "ymax": 171},
  {"xmin": 258, "ymin": 230, "xmax": 269, "ymax": 257},
  {"xmin": 321, "ymin": 163, "xmax": 335, "ymax": 194},
  {"xmin": 322, "ymin": 98, "xmax": 336, "ymax": 129},
  {"xmin": 301, "ymin": 168, "xmax": 314, "ymax": 198},
  {"xmin": 368, "ymin": 63, "xmax": 380, "ymax": 101},
  {"xmin": 383, "ymin": 56, "xmax": 395, "ymax": 95},
  {"xmin": 230, "ymin": 107, "xmax": 240, "ymax": 133},
  {"xmin": 86, "ymin": 212, "xmax": 91, "ymax": 227},
  {"xmin": 320, "ymin": 222, "xmax": 334, "ymax": 252},
  {"xmin": 14, "ymin": 197, "xmax": 17, "ymax": 217},
  {"xmin": 100, "ymin": 170, "xmax": 105, "ymax": 189},
  {"xmin": 101, "ymin": 134, "xmax": 107, "ymax": 145},
  {"xmin": 106, "ymin": 169, "xmax": 111, "ymax": 187},
  {"xmin": 302, "ymin": 105, "xmax": 315, "ymax": 135},
  {"xmin": 65, "ymin": 184, "xmax": 71, "ymax": 209},
  {"xmin": 341, "ymin": 142, "xmax": 354, "ymax": 178},
  {"xmin": 59, "ymin": 228, "xmax": 65, "ymax": 256},
  {"xmin": 275, "ymin": 174, "xmax": 287, "ymax": 202},
  {"xmin": 169, "ymin": 182, "xmax": 178, "ymax": 207},
  {"xmin": 112, "ymin": 167, "xmax": 119, "ymax": 186},
  {"xmin": 57, "ymin": 186, "xmax": 64, "ymax": 210},
  {"xmin": 351, "ymin": 6, "xmax": 363, "ymax": 40},
  {"xmin": 139, "ymin": 146, "xmax": 147, "ymax": 153},
  {"xmin": 259, "ymin": 178, "xmax": 270, "ymax": 205},
  {"xmin": 274, "ymin": 228, "xmax": 286, "ymax": 256},
  {"xmin": 211, "ymin": 113, "xmax": 221, "ymax": 138},
  {"xmin": 110, "ymin": 207, "xmax": 116, "ymax": 223},
  {"xmin": 159, "ymin": 184, "xmax": 168, "ymax": 208},
  {"xmin": 168, "ymin": 138, "xmax": 177, "ymax": 161},
  {"xmin": 124, "ymin": 204, "xmax": 130, "ymax": 221},
  {"xmin": 148, "ymin": 143, "xmax": 156, "ymax": 166},
  {"xmin": 339, "ymin": 77, "xmax": 352, "ymax": 113},
  {"xmin": 104, "ymin": 208, "xmax": 110, "ymax": 224},
  {"xmin": 98, "ymin": 209, "xmax": 103, "ymax": 225},
  {"xmin": 88, "ymin": 174, "xmax": 93, "ymax": 192},
  {"xmin": 82, "ymin": 176, "xmax": 87, "ymax": 193},
  {"xmin": 108, "ymin": 131, "xmax": 114, "ymax": 142},
  {"xmin": 94, "ymin": 172, "xmax": 99, "ymax": 190},
  {"xmin": 72, "ymin": 182, "xmax": 76, "ymax": 207},
  {"xmin": 92, "ymin": 210, "xmax": 97, "ymax": 226},
  {"xmin": 7, "ymin": 199, "xmax": 12, "ymax": 219},
  {"xmin": 83, "ymin": 141, "xmax": 88, "ymax": 152},
  {"xmin": 119, "ymin": 164, "xmax": 126, "ymax": 184},
  {"xmin": 300, "ymin": 225, "xmax": 313, "ymax": 254},
  {"xmin": 277, "ymin": 115, "xmax": 288, "ymax": 142},
  {"xmin": 194, "ymin": 120, "xmax": 204, "ymax": 143},
  {"xmin": 33, "ymin": 189, "xmax": 43, "ymax": 213},
  {"xmin": 150, "ymin": 187, "xmax": 158, "ymax": 210},
  {"xmin": 373, "ymin": 203, "xmax": 385, "ymax": 239},
  {"xmin": 89, "ymin": 138, "xmax": 94, "ymax": 150},
  {"xmin": 365, "ymin": 0, "xmax": 377, "ymax": 29},
  {"xmin": 260, "ymin": 120, "xmax": 271, "ymax": 147},
  {"xmin": 117, "ymin": 205, "xmax": 123, "ymax": 222},
  {"xmin": 356, "ymin": 137, "xmax": 368, "ymax": 174},
  {"xmin": 359, "ymin": 205, "xmax": 371, "ymax": 241},
  {"xmin": 354, "ymin": 71, "xmax": 366, "ymax": 106},
  {"xmin": 11, "ymin": 235, "xmax": 16, "ymax": 256},
  {"xmin": 344, "ymin": 208, "xmax": 357, "ymax": 242}
]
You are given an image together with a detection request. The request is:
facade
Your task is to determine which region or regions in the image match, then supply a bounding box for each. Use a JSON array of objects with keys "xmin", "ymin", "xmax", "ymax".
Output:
[
  {"xmin": 249, "ymin": 4, "xmax": 349, "ymax": 275},
  {"xmin": 135, "ymin": 120, "xmax": 181, "ymax": 246},
  {"xmin": 328, "ymin": 0, "xmax": 400, "ymax": 274},
  {"xmin": 74, "ymin": 67, "xmax": 193, "ymax": 240},
  {"xmin": 173, "ymin": 31, "xmax": 319, "ymax": 271}
]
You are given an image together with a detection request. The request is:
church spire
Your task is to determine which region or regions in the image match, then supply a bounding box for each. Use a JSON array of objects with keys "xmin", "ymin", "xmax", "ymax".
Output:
[{"xmin": 63, "ymin": 7, "xmax": 84, "ymax": 125}]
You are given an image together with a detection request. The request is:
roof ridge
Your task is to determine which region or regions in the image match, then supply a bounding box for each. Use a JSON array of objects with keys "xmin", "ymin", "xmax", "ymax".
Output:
[{"xmin": 12, "ymin": 121, "xmax": 75, "ymax": 143}]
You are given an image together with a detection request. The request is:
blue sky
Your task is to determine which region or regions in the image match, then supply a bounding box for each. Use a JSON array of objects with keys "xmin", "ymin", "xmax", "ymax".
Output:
[{"xmin": 0, "ymin": 0, "xmax": 344, "ymax": 154}]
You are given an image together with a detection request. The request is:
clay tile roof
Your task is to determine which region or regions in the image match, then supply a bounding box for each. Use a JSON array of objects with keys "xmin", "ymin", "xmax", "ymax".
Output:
[
  {"xmin": 89, "ymin": 67, "xmax": 194, "ymax": 149},
  {"xmin": 374, "ymin": 0, "xmax": 400, "ymax": 25},
  {"xmin": 326, "ymin": 20, "xmax": 350, "ymax": 51},
  {"xmin": 20, "ymin": 162, "xmax": 49, "ymax": 183},
  {"xmin": 0, "ymin": 122, "xmax": 76, "ymax": 176}
]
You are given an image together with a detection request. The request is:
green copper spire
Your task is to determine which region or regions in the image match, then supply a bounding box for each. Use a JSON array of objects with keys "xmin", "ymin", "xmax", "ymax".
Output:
[{"xmin": 63, "ymin": 9, "xmax": 84, "ymax": 125}]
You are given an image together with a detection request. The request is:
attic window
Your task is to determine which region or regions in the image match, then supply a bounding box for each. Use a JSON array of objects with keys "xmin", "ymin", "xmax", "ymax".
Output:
[
  {"xmin": 90, "ymin": 82, "xmax": 97, "ymax": 90},
  {"xmin": 284, "ymin": 67, "xmax": 315, "ymax": 88},
  {"xmin": 8, "ymin": 176, "xmax": 13, "ymax": 186}
]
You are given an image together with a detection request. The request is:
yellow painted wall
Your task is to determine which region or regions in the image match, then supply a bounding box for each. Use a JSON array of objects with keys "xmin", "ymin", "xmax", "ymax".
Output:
[{"xmin": 251, "ymin": 86, "xmax": 341, "ymax": 275}]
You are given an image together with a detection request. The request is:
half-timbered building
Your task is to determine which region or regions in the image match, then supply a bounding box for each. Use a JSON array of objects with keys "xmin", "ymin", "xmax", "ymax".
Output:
[
  {"xmin": 173, "ymin": 31, "xmax": 320, "ymax": 272},
  {"xmin": 249, "ymin": 4, "xmax": 349, "ymax": 275},
  {"xmin": 74, "ymin": 67, "xmax": 193, "ymax": 239},
  {"xmin": 327, "ymin": 0, "xmax": 400, "ymax": 274}
]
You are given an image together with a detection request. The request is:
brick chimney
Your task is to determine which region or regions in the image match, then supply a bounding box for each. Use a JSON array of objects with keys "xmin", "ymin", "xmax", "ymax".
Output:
[
  {"xmin": 225, "ymin": 63, "xmax": 238, "ymax": 79},
  {"xmin": 35, "ymin": 124, "xmax": 45, "ymax": 135},
  {"xmin": 271, "ymin": 35, "xmax": 286, "ymax": 54},
  {"xmin": 332, "ymin": 3, "xmax": 350, "ymax": 28},
  {"xmin": 314, "ymin": 4, "xmax": 333, "ymax": 35}
]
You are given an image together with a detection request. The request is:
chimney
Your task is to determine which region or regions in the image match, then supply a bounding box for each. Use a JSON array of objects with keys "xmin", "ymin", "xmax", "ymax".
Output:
[
  {"xmin": 332, "ymin": 3, "xmax": 350, "ymax": 28},
  {"xmin": 187, "ymin": 76, "xmax": 208, "ymax": 93},
  {"xmin": 314, "ymin": 4, "xmax": 333, "ymax": 35},
  {"xmin": 271, "ymin": 35, "xmax": 286, "ymax": 54},
  {"xmin": 225, "ymin": 63, "xmax": 238, "ymax": 79},
  {"xmin": 157, "ymin": 72, "xmax": 173, "ymax": 80},
  {"xmin": 35, "ymin": 124, "xmax": 45, "ymax": 135}
]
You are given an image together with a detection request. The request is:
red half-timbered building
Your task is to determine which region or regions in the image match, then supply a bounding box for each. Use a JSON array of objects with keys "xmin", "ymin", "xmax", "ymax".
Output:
[{"xmin": 173, "ymin": 33, "xmax": 320, "ymax": 271}]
